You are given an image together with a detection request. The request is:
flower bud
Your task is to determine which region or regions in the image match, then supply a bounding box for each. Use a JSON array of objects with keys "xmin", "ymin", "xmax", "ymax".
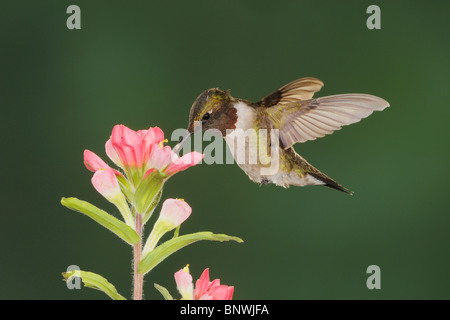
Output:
[
  {"xmin": 84, "ymin": 150, "xmax": 109, "ymax": 172},
  {"xmin": 141, "ymin": 199, "xmax": 192, "ymax": 256},
  {"xmin": 174, "ymin": 265, "xmax": 194, "ymax": 300},
  {"xmin": 91, "ymin": 168, "xmax": 134, "ymax": 228},
  {"xmin": 91, "ymin": 168, "xmax": 122, "ymax": 201},
  {"xmin": 158, "ymin": 199, "xmax": 192, "ymax": 230}
]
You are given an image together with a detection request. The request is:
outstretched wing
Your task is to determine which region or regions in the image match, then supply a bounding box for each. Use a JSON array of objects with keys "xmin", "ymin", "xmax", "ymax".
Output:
[
  {"xmin": 265, "ymin": 94, "xmax": 390, "ymax": 148},
  {"xmin": 256, "ymin": 77, "xmax": 324, "ymax": 107}
]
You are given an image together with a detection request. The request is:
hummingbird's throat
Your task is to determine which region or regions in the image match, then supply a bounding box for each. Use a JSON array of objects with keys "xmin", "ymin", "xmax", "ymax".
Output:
[
  {"xmin": 225, "ymin": 106, "xmax": 238, "ymax": 131},
  {"xmin": 229, "ymin": 101, "xmax": 257, "ymax": 132}
]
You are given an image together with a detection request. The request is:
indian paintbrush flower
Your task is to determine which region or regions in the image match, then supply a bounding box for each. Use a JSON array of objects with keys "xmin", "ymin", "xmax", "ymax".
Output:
[
  {"xmin": 142, "ymin": 198, "xmax": 192, "ymax": 257},
  {"xmin": 108, "ymin": 125, "xmax": 164, "ymax": 184},
  {"xmin": 90, "ymin": 168, "xmax": 134, "ymax": 228},
  {"xmin": 84, "ymin": 124, "xmax": 203, "ymax": 217},
  {"xmin": 175, "ymin": 266, "xmax": 234, "ymax": 300},
  {"xmin": 174, "ymin": 265, "xmax": 194, "ymax": 300},
  {"xmin": 84, "ymin": 149, "xmax": 122, "ymax": 176},
  {"xmin": 61, "ymin": 123, "xmax": 241, "ymax": 301},
  {"xmin": 107, "ymin": 124, "xmax": 203, "ymax": 184},
  {"xmin": 84, "ymin": 149, "xmax": 109, "ymax": 172}
]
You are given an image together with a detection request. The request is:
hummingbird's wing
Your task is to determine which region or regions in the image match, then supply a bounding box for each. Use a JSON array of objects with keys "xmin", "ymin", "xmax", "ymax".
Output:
[
  {"xmin": 256, "ymin": 77, "xmax": 324, "ymax": 107},
  {"xmin": 266, "ymin": 94, "xmax": 390, "ymax": 148}
]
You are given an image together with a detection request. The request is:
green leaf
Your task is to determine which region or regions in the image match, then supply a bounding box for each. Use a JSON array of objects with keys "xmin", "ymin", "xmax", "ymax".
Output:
[
  {"xmin": 133, "ymin": 170, "xmax": 165, "ymax": 214},
  {"xmin": 139, "ymin": 232, "xmax": 243, "ymax": 275},
  {"xmin": 62, "ymin": 270, "xmax": 126, "ymax": 300},
  {"xmin": 154, "ymin": 283, "xmax": 174, "ymax": 300},
  {"xmin": 116, "ymin": 174, "xmax": 134, "ymax": 203},
  {"xmin": 61, "ymin": 197, "xmax": 139, "ymax": 245},
  {"xmin": 141, "ymin": 189, "xmax": 162, "ymax": 225}
]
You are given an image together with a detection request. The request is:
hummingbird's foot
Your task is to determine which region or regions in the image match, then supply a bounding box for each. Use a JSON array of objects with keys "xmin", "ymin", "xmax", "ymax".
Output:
[{"xmin": 261, "ymin": 178, "xmax": 270, "ymax": 185}]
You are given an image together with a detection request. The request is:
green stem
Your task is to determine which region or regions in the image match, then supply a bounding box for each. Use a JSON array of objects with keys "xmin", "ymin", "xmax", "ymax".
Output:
[{"xmin": 133, "ymin": 214, "xmax": 143, "ymax": 300}]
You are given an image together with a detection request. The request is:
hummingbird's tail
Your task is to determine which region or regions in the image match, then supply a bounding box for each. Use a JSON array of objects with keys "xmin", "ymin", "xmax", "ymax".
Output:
[
  {"xmin": 287, "ymin": 148, "xmax": 354, "ymax": 195},
  {"xmin": 307, "ymin": 171, "xmax": 354, "ymax": 195}
]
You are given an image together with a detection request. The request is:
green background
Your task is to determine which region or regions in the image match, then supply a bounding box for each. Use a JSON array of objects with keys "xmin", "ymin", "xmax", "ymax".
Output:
[{"xmin": 2, "ymin": 0, "xmax": 449, "ymax": 299}]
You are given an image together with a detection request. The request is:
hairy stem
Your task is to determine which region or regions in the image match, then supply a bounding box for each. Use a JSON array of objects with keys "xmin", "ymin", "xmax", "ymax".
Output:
[{"xmin": 133, "ymin": 213, "xmax": 143, "ymax": 300}]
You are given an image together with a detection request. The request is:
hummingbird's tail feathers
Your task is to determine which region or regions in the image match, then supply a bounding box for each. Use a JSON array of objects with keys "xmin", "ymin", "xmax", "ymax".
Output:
[
  {"xmin": 308, "ymin": 171, "xmax": 354, "ymax": 195},
  {"xmin": 287, "ymin": 148, "xmax": 353, "ymax": 195}
]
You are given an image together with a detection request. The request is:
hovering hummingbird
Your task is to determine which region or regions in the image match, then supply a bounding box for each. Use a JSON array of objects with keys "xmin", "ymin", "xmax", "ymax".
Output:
[{"xmin": 175, "ymin": 77, "xmax": 389, "ymax": 194}]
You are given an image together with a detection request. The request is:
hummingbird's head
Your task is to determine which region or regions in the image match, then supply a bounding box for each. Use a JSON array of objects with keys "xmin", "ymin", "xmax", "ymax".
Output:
[
  {"xmin": 173, "ymin": 88, "xmax": 238, "ymax": 153},
  {"xmin": 187, "ymin": 88, "xmax": 238, "ymax": 135}
]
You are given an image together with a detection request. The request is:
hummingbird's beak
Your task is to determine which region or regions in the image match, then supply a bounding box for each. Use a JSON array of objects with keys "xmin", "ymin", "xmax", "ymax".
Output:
[{"xmin": 173, "ymin": 131, "xmax": 192, "ymax": 154}]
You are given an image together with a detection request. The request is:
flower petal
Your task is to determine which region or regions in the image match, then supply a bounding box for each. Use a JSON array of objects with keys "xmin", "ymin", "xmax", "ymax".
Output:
[
  {"xmin": 194, "ymin": 268, "xmax": 210, "ymax": 300},
  {"xmin": 140, "ymin": 127, "xmax": 165, "ymax": 162},
  {"xmin": 194, "ymin": 268, "xmax": 234, "ymax": 300},
  {"xmin": 174, "ymin": 268, "xmax": 194, "ymax": 300},
  {"xmin": 159, "ymin": 198, "xmax": 192, "ymax": 229},
  {"xmin": 146, "ymin": 144, "xmax": 172, "ymax": 171},
  {"xmin": 111, "ymin": 125, "xmax": 144, "ymax": 167},
  {"xmin": 164, "ymin": 152, "xmax": 204, "ymax": 175},
  {"xmin": 91, "ymin": 168, "xmax": 121, "ymax": 202},
  {"xmin": 206, "ymin": 285, "xmax": 234, "ymax": 300},
  {"xmin": 84, "ymin": 150, "xmax": 109, "ymax": 172},
  {"xmin": 105, "ymin": 139, "xmax": 123, "ymax": 168}
]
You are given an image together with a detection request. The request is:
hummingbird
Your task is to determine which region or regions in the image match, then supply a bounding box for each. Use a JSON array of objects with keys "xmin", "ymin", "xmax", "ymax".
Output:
[{"xmin": 175, "ymin": 77, "xmax": 389, "ymax": 194}]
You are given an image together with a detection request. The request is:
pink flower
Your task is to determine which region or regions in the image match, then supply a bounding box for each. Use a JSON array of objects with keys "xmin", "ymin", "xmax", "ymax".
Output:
[
  {"xmin": 84, "ymin": 150, "xmax": 122, "ymax": 176},
  {"xmin": 109, "ymin": 125, "xmax": 164, "ymax": 168},
  {"xmin": 194, "ymin": 268, "xmax": 234, "ymax": 300},
  {"xmin": 159, "ymin": 199, "xmax": 192, "ymax": 229},
  {"xmin": 139, "ymin": 128, "xmax": 165, "ymax": 165},
  {"xmin": 146, "ymin": 144, "xmax": 172, "ymax": 171},
  {"xmin": 164, "ymin": 152, "xmax": 205, "ymax": 176},
  {"xmin": 106, "ymin": 124, "xmax": 203, "ymax": 182},
  {"xmin": 175, "ymin": 267, "xmax": 234, "ymax": 300},
  {"xmin": 83, "ymin": 124, "xmax": 203, "ymax": 216},
  {"xmin": 84, "ymin": 150, "xmax": 109, "ymax": 172},
  {"xmin": 105, "ymin": 139, "xmax": 122, "ymax": 169},
  {"xmin": 91, "ymin": 168, "xmax": 122, "ymax": 202},
  {"xmin": 90, "ymin": 167, "xmax": 134, "ymax": 227},
  {"xmin": 174, "ymin": 267, "xmax": 194, "ymax": 300},
  {"xmin": 141, "ymin": 199, "xmax": 192, "ymax": 255}
]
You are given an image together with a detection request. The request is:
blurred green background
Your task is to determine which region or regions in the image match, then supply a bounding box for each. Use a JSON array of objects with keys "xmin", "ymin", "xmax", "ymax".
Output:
[{"xmin": 2, "ymin": 0, "xmax": 449, "ymax": 299}]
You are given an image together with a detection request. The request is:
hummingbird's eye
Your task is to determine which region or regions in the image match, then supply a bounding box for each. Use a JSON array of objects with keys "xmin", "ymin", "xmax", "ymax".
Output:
[{"xmin": 202, "ymin": 113, "xmax": 210, "ymax": 121}]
